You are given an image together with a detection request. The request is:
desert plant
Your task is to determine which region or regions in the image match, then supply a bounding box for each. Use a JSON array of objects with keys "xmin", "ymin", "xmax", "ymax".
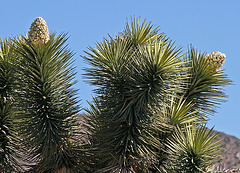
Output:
[
  {"xmin": 13, "ymin": 17, "xmax": 81, "ymax": 172},
  {"xmin": 182, "ymin": 47, "xmax": 230, "ymax": 115},
  {"xmin": 167, "ymin": 125, "xmax": 223, "ymax": 173},
  {"xmin": 83, "ymin": 18, "xmax": 230, "ymax": 172},
  {"xmin": 150, "ymin": 47, "xmax": 231, "ymax": 172},
  {"xmin": 0, "ymin": 16, "xmax": 231, "ymax": 173}
]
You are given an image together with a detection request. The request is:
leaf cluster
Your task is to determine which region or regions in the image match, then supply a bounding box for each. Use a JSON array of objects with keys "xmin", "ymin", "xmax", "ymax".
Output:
[{"xmin": 83, "ymin": 17, "xmax": 231, "ymax": 172}]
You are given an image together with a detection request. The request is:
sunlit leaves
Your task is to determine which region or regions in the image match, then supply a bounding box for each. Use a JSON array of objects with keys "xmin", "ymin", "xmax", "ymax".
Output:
[
  {"xmin": 183, "ymin": 47, "xmax": 231, "ymax": 114},
  {"xmin": 84, "ymin": 17, "xmax": 186, "ymax": 172},
  {"xmin": 167, "ymin": 125, "xmax": 223, "ymax": 172},
  {"xmin": 84, "ymin": 18, "xmax": 230, "ymax": 172}
]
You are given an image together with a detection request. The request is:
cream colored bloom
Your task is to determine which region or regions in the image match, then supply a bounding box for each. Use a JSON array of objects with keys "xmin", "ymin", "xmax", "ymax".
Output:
[
  {"xmin": 205, "ymin": 51, "xmax": 226, "ymax": 70},
  {"xmin": 28, "ymin": 17, "xmax": 50, "ymax": 44}
]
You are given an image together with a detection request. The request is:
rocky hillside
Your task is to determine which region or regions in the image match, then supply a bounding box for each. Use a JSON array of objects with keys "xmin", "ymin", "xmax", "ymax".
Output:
[{"xmin": 214, "ymin": 131, "xmax": 240, "ymax": 170}]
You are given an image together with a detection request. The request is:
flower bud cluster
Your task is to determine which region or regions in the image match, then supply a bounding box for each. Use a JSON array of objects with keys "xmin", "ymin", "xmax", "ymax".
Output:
[
  {"xmin": 205, "ymin": 51, "xmax": 226, "ymax": 70},
  {"xmin": 28, "ymin": 17, "xmax": 50, "ymax": 44}
]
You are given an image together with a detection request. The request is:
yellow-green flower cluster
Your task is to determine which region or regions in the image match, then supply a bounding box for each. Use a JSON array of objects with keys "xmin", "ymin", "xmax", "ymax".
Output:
[
  {"xmin": 205, "ymin": 51, "xmax": 226, "ymax": 70},
  {"xmin": 28, "ymin": 17, "xmax": 50, "ymax": 44}
]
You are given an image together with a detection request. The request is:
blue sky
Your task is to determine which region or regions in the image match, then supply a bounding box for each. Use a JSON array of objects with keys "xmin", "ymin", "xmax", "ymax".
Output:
[{"xmin": 1, "ymin": 0, "xmax": 239, "ymax": 138}]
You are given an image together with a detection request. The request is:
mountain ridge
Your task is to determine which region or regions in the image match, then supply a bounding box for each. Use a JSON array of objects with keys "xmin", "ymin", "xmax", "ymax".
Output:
[{"xmin": 214, "ymin": 130, "xmax": 240, "ymax": 170}]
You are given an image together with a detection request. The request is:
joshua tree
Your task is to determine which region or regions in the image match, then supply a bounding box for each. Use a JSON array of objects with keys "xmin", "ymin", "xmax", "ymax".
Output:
[
  {"xmin": 13, "ymin": 17, "xmax": 81, "ymax": 172},
  {"xmin": 83, "ymin": 18, "xmax": 230, "ymax": 172},
  {"xmin": 0, "ymin": 17, "xmax": 231, "ymax": 173}
]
